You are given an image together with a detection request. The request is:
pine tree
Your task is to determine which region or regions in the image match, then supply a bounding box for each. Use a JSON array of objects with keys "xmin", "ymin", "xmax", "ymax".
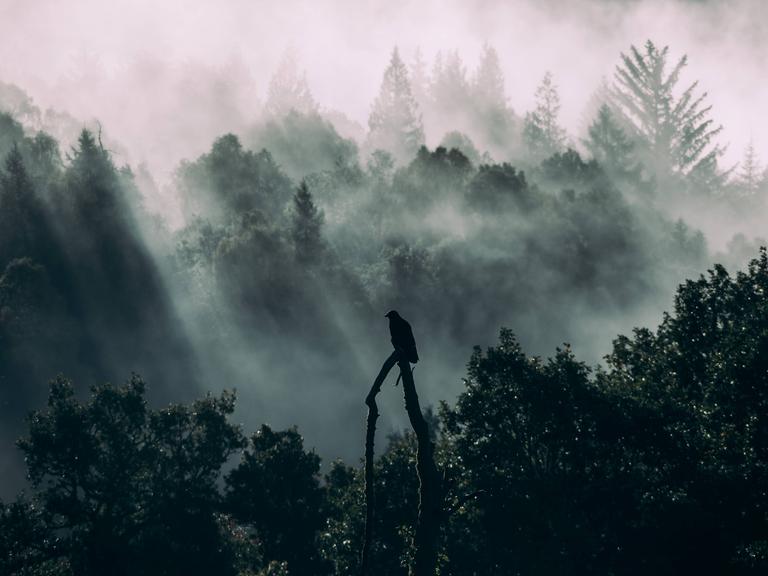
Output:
[
  {"xmin": 612, "ymin": 40, "xmax": 724, "ymax": 181},
  {"xmin": 367, "ymin": 48, "xmax": 424, "ymax": 163},
  {"xmin": 523, "ymin": 72, "xmax": 566, "ymax": 160},
  {"xmin": 265, "ymin": 49, "xmax": 318, "ymax": 117},
  {"xmin": 409, "ymin": 47, "xmax": 429, "ymax": 111},
  {"xmin": 0, "ymin": 146, "xmax": 36, "ymax": 264},
  {"xmin": 291, "ymin": 180, "xmax": 324, "ymax": 264},
  {"xmin": 472, "ymin": 43, "xmax": 516, "ymax": 157},
  {"xmin": 473, "ymin": 44, "xmax": 506, "ymax": 112},
  {"xmin": 584, "ymin": 104, "xmax": 636, "ymax": 178},
  {"xmin": 430, "ymin": 50, "xmax": 471, "ymax": 129},
  {"xmin": 737, "ymin": 139, "xmax": 762, "ymax": 196}
]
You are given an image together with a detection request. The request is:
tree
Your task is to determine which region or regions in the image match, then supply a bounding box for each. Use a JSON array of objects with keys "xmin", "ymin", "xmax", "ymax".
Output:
[
  {"xmin": 177, "ymin": 133, "xmax": 293, "ymax": 222},
  {"xmin": 584, "ymin": 103, "xmax": 638, "ymax": 181},
  {"xmin": 600, "ymin": 249, "xmax": 768, "ymax": 574},
  {"xmin": 225, "ymin": 425, "xmax": 326, "ymax": 575},
  {"xmin": 473, "ymin": 45, "xmax": 506, "ymax": 114},
  {"xmin": 736, "ymin": 139, "xmax": 763, "ymax": 196},
  {"xmin": 17, "ymin": 376, "xmax": 246, "ymax": 576},
  {"xmin": 0, "ymin": 112, "xmax": 27, "ymax": 160},
  {"xmin": 441, "ymin": 330, "xmax": 631, "ymax": 575},
  {"xmin": 291, "ymin": 180, "xmax": 324, "ymax": 264},
  {"xmin": 367, "ymin": 48, "xmax": 425, "ymax": 164},
  {"xmin": 430, "ymin": 50, "xmax": 471, "ymax": 118},
  {"xmin": 429, "ymin": 50, "xmax": 472, "ymax": 138},
  {"xmin": 247, "ymin": 111, "xmax": 358, "ymax": 181},
  {"xmin": 409, "ymin": 48, "xmax": 430, "ymax": 112},
  {"xmin": 466, "ymin": 163, "xmax": 531, "ymax": 212},
  {"xmin": 391, "ymin": 145, "xmax": 471, "ymax": 210},
  {"xmin": 265, "ymin": 49, "xmax": 318, "ymax": 118},
  {"xmin": 612, "ymin": 40, "xmax": 724, "ymax": 185},
  {"xmin": 0, "ymin": 146, "xmax": 40, "ymax": 266},
  {"xmin": 440, "ymin": 131, "xmax": 481, "ymax": 165},
  {"xmin": 523, "ymin": 72, "xmax": 566, "ymax": 161},
  {"xmin": 471, "ymin": 44, "xmax": 516, "ymax": 156}
]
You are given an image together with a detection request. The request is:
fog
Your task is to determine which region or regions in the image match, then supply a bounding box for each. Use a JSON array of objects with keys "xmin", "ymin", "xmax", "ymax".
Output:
[
  {"xmin": 0, "ymin": 0, "xmax": 766, "ymax": 498},
  {"xmin": 1, "ymin": 0, "xmax": 766, "ymax": 178}
]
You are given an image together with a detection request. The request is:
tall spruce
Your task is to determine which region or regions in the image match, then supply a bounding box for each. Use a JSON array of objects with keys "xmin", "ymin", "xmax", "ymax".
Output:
[
  {"xmin": 266, "ymin": 49, "xmax": 318, "ymax": 118},
  {"xmin": 523, "ymin": 71, "xmax": 566, "ymax": 161},
  {"xmin": 367, "ymin": 48, "xmax": 424, "ymax": 164},
  {"xmin": 430, "ymin": 50, "xmax": 472, "ymax": 134},
  {"xmin": 409, "ymin": 48, "xmax": 430, "ymax": 112},
  {"xmin": 291, "ymin": 180, "xmax": 324, "ymax": 264},
  {"xmin": 737, "ymin": 139, "xmax": 763, "ymax": 196},
  {"xmin": 584, "ymin": 103, "xmax": 636, "ymax": 179},
  {"xmin": 0, "ymin": 146, "xmax": 38, "ymax": 265},
  {"xmin": 472, "ymin": 44, "xmax": 516, "ymax": 156},
  {"xmin": 612, "ymin": 40, "xmax": 724, "ymax": 183}
]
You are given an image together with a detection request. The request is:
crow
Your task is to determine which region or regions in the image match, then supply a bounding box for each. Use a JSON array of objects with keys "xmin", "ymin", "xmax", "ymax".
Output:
[{"xmin": 385, "ymin": 310, "xmax": 419, "ymax": 363}]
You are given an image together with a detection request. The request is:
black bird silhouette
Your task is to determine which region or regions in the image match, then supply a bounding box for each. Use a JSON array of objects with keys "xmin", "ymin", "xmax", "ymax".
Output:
[{"xmin": 385, "ymin": 310, "xmax": 419, "ymax": 363}]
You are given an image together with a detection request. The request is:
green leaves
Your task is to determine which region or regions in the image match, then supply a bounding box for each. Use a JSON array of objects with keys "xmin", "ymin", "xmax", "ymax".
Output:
[
  {"xmin": 16, "ymin": 376, "xmax": 245, "ymax": 576},
  {"xmin": 225, "ymin": 425, "xmax": 326, "ymax": 575}
]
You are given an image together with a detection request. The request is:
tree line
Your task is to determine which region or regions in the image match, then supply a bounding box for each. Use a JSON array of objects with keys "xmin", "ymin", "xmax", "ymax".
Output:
[{"xmin": 3, "ymin": 249, "xmax": 768, "ymax": 575}]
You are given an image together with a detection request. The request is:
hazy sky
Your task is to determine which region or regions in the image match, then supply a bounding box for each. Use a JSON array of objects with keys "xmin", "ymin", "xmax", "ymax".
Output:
[{"xmin": 0, "ymin": 0, "xmax": 766, "ymax": 169}]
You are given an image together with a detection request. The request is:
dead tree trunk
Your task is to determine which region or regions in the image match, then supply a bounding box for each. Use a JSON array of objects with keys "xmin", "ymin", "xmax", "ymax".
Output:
[
  {"xmin": 360, "ymin": 351, "xmax": 442, "ymax": 576},
  {"xmin": 361, "ymin": 351, "xmax": 399, "ymax": 576},
  {"xmin": 397, "ymin": 356, "xmax": 442, "ymax": 576}
]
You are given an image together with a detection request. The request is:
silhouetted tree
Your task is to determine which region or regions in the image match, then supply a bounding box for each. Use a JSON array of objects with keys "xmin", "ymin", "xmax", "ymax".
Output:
[
  {"xmin": 17, "ymin": 376, "xmax": 245, "ymax": 576},
  {"xmin": 0, "ymin": 146, "xmax": 40, "ymax": 265},
  {"xmin": 226, "ymin": 425, "xmax": 326, "ymax": 575},
  {"xmin": 441, "ymin": 330, "xmax": 631, "ymax": 575},
  {"xmin": 291, "ymin": 181, "xmax": 325, "ymax": 264}
]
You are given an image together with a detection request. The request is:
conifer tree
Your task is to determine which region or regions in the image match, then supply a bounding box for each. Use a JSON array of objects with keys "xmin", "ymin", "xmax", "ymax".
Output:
[
  {"xmin": 737, "ymin": 139, "xmax": 762, "ymax": 196},
  {"xmin": 0, "ymin": 146, "xmax": 37, "ymax": 264},
  {"xmin": 612, "ymin": 40, "xmax": 724, "ymax": 182},
  {"xmin": 265, "ymin": 49, "xmax": 318, "ymax": 117},
  {"xmin": 367, "ymin": 48, "xmax": 424, "ymax": 163},
  {"xmin": 291, "ymin": 180, "xmax": 324, "ymax": 264},
  {"xmin": 473, "ymin": 44, "xmax": 506, "ymax": 113},
  {"xmin": 472, "ymin": 43, "xmax": 516, "ymax": 156},
  {"xmin": 584, "ymin": 103, "xmax": 636, "ymax": 178},
  {"xmin": 409, "ymin": 47, "xmax": 430, "ymax": 111},
  {"xmin": 430, "ymin": 50, "xmax": 471, "ymax": 128},
  {"xmin": 523, "ymin": 72, "xmax": 566, "ymax": 160}
]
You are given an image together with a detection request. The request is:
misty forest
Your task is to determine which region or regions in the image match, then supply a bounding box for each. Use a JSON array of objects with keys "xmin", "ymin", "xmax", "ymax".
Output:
[{"xmin": 2, "ymin": 2, "xmax": 768, "ymax": 574}]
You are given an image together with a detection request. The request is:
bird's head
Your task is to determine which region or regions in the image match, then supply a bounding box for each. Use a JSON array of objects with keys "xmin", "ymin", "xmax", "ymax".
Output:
[{"xmin": 385, "ymin": 310, "xmax": 400, "ymax": 319}]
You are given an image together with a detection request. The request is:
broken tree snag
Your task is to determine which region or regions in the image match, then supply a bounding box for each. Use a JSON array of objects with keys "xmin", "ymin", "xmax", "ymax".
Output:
[
  {"xmin": 397, "ymin": 354, "xmax": 442, "ymax": 576},
  {"xmin": 361, "ymin": 350, "xmax": 399, "ymax": 576}
]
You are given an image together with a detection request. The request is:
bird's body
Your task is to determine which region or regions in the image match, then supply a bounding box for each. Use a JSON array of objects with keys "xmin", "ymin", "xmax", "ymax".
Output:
[{"xmin": 385, "ymin": 310, "xmax": 419, "ymax": 363}]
